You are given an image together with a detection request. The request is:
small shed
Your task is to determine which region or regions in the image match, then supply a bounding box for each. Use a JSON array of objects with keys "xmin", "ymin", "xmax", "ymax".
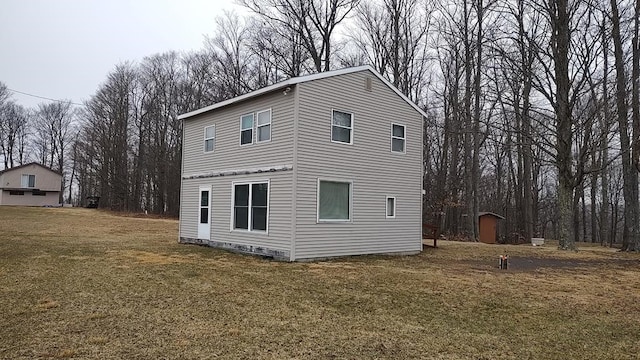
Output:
[{"xmin": 478, "ymin": 212, "xmax": 505, "ymax": 244}]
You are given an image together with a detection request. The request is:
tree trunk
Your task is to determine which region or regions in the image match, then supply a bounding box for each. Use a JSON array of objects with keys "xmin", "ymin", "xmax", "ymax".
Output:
[
  {"xmin": 610, "ymin": 0, "xmax": 639, "ymax": 251},
  {"xmin": 463, "ymin": 0, "xmax": 475, "ymax": 240},
  {"xmin": 600, "ymin": 18, "xmax": 610, "ymax": 246},
  {"xmin": 590, "ymin": 156, "xmax": 598, "ymax": 243},
  {"xmin": 573, "ymin": 184, "xmax": 581, "ymax": 244},
  {"xmin": 555, "ymin": 0, "xmax": 575, "ymax": 250},
  {"xmin": 471, "ymin": 0, "xmax": 483, "ymax": 241},
  {"xmin": 521, "ymin": 0, "xmax": 537, "ymax": 239},
  {"xmin": 631, "ymin": 0, "xmax": 640, "ymax": 251}
]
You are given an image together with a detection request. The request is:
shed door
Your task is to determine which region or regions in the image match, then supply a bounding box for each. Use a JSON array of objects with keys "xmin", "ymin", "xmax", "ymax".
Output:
[
  {"xmin": 479, "ymin": 216, "xmax": 496, "ymax": 244},
  {"xmin": 197, "ymin": 187, "xmax": 211, "ymax": 240}
]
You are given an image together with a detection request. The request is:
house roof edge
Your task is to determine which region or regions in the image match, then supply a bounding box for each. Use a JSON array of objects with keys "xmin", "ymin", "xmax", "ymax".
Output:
[
  {"xmin": 178, "ymin": 65, "xmax": 427, "ymax": 120},
  {"xmin": 0, "ymin": 162, "xmax": 62, "ymax": 176}
]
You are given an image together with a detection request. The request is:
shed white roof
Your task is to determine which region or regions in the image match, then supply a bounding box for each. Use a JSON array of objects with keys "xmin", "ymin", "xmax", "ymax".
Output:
[{"xmin": 178, "ymin": 65, "xmax": 427, "ymax": 120}]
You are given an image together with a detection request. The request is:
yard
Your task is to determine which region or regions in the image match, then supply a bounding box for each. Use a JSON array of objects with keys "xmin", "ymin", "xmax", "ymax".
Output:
[{"xmin": 1, "ymin": 207, "xmax": 639, "ymax": 359}]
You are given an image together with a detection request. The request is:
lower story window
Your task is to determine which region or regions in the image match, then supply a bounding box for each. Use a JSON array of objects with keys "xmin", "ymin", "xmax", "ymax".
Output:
[
  {"xmin": 9, "ymin": 190, "xmax": 24, "ymax": 196},
  {"xmin": 386, "ymin": 196, "xmax": 396, "ymax": 218},
  {"xmin": 32, "ymin": 190, "xmax": 47, "ymax": 196},
  {"xmin": 200, "ymin": 190, "xmax": 210, "ymax": 224},
  {"xmin": 318, "ymin": 180, "xmax": 351, "ymax": 221},
  {"xmin": 233, "ymin": 181, "xmax": 269, "ymax": 231}
]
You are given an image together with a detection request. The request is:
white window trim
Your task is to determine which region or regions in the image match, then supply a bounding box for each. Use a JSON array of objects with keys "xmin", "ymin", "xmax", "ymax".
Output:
[
  {"xmin": 386, "ymin": 196, "xmax": 396, "ymax": 219},
  {"xmin": 240, "ymin": 113, "xmax": 255, "ymax": 146},
  {"xmin": 256, "ymin": 108, "xmax": 272, "ymax": 143},
  {"xmin": 230, "ymin": 179, "xmax": 270, "ymax": 233},
  {"xmin": 391, "ymin": 123, "xmax": 406, "ymax": 154},
  {"xmin": 330, "ymin": 109, "xmax": 354, "ymax": 145},
  {"xmin": 316, "ymin": 178, "xmax": 353, "ymax": 223},
  {"xmin": 204, "ymin": 125, "xmax": 215, "ymax": 153}
]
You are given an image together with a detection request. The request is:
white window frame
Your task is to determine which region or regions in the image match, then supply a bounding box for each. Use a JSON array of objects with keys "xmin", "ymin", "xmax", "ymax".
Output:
[
  {"xmin": 204, "ymin": 125, "xmax": 215, "ymax": 153},
  {"xmin": 21, "ymin": 174, "xmax": 35, "ymax": 188},
  {"xmin": 196, "ymin": 186, "xmax": 212, "ymax": 241},
  {"xmin": 316, "ymin": 178, "xmax": 353, "ymax": 223},
  {"xmin": 230, "ymin": 179, "xmax": 270, "ymax": 233},
  {"xmin": 256, "ymin": 109, "xmax": 272, "ymax": 143},
  {"xmin": 240, "ymin": 113, "xmax": 255, "ymax": 146},
  {"xmin": 386, "ymin": 196, "xmax": 396, "ymax": 219},
  {"xmin": 391, "ymin": 123, "xmax": 406, "ymax": 154},
  {"xmin": 331, "ymin": 109, "xmax": 354, "ymax": 145},
  {"xmin": 199, "ymin": 187, "xmax": 211, "ymax": 224}
]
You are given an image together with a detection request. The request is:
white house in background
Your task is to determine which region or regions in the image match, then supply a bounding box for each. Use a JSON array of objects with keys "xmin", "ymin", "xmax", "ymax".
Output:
[
  {"xmin": 0, "ymin": 162, "xmax": 62, "ymax": 206},
  {"xmin": 178, "ymin": 66, "xmax": 425, "ymax": 261}
]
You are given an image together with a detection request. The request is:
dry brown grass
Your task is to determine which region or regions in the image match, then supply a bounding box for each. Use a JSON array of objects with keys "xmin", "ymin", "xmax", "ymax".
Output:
[{"xmin": 1, "ymin": 206, "xmax": 639, "ymax": 359}]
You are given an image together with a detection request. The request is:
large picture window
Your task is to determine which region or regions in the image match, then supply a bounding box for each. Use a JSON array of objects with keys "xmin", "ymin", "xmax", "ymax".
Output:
[
  {"xmin": 240, "ymin": 113, "xmax": 254, "ymax": 145},
  {"xmin": 204, "ymin": 125, "xmax": 215, "ymax": 152},
  {"xmin": 318, "ymin": 180, "xmax": 352, "ymax": 222},
  {"xmin": 391, "ymin": 124, "xmax": 406, "ymax": 153},
  {"xmin": 233, "ymin": 181, "xmax": 269, "ymax": 232},
  {"xmin": 21, "ymin": 174, "xmax": 35, "ymax": 188},
  {"xmin": 331, "ymin": 110, "xmax": 353, "ymax": 144}
]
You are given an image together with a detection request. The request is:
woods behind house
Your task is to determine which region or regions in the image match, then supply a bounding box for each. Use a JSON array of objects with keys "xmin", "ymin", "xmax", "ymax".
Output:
[{"xmin": 1, "ymin": 0, "xmax": 639, "ymax": 250}]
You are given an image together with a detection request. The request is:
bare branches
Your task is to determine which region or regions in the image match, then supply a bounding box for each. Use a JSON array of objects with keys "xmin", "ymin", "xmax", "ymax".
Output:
[
  {"xmin": 240, "ymin": 0, "xmax": 360, "ymax": 72},
  {"xmin": 0, "ymin": 100, "xmax": 29, "ymax": 169}
]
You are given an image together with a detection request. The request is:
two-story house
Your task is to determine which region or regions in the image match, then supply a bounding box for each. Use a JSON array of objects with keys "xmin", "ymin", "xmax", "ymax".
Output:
[
  {"xmin": 178, "ymin": 66, "xmax": 425, "ymax": 261},
  {"xmin": 0, "ymin": 162, "xmax": 62, "ymax": 206}
]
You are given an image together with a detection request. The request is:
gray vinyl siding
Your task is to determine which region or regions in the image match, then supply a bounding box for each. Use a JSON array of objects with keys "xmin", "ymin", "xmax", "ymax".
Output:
[
  {"xmin": 180, "ymin": 172, "xmax": 293, "ymax": 253},
  {"xmin": 294, "ymin": 71, "xmax": 423, "ymax": 259},
  {"xmin": 179, "ymin": 68, "xmax": 423, "ymax": 260},
  {"xmin": 182, "ymin": 89, "xmax": 295, "ymax": 176},
  {"xmin": 179, "ymin": 180, "xmax": 199, "ymax": 239},
  {"xmin": 179, "ymin": 88, "xmax": 296, "ymax": 256}
]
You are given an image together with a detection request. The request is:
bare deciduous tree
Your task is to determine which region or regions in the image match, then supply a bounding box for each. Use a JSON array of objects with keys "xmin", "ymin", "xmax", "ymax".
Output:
[
  {"xmin": 34, "ymin": 101, "xmax": 75, "ymax": 203},
  {"xmin": 240, "ymin": 0, "xmax": 360, "ymax": 72},
  {"xmin": 0, "ymin": 102, "xmax": 29, "ymax": 169}
]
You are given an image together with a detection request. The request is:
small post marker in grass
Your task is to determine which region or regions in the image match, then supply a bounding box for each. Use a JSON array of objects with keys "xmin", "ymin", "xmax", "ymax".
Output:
[{"xmin": 499, "ymin": 255, "xmax": 509, "ymax": 270}]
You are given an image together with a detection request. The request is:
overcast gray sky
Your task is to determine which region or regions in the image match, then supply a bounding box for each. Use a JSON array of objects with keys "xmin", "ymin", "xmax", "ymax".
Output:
[{"xmin": 0, "ymin": 0, "xmax": 242, "ymax": 109}]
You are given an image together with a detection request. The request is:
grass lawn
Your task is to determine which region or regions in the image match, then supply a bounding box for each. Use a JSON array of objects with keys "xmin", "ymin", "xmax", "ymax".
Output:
[{"xmin": 1, "ymin": 207, "xmax": 639, "ymax": 359}]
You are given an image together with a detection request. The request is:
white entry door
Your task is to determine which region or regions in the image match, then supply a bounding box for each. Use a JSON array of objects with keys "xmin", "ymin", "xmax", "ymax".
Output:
[{"xmin": 197, "ymin": 186, "xmax": 211, "ymax": 240}]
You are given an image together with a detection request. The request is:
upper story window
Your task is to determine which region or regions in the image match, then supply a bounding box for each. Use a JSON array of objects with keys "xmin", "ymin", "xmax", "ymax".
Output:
[
  {"xmin": 21, "ymin": 174, "xmax": 35, "ymax": 188},
  {"xmin": 204, "ymin": 125, "xmax": 215, "ymax": 152},
  {"xmin": 257, "ymin": 109, "xmax": 271, "ymax": 142},
  {"xmin": 240, "ymin": 113, "xmax": 254, "ymax": 145},
  {"xmin": 331, "ymin": 110, "xmax": 353, "ymax": 144},
  {"xmin": 240, "ymin": 110, "xmax": 272, "ymax": 145},
  {"xmin": 391, "ymin": 123, "xmax": 406, "ymax": 153}
]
